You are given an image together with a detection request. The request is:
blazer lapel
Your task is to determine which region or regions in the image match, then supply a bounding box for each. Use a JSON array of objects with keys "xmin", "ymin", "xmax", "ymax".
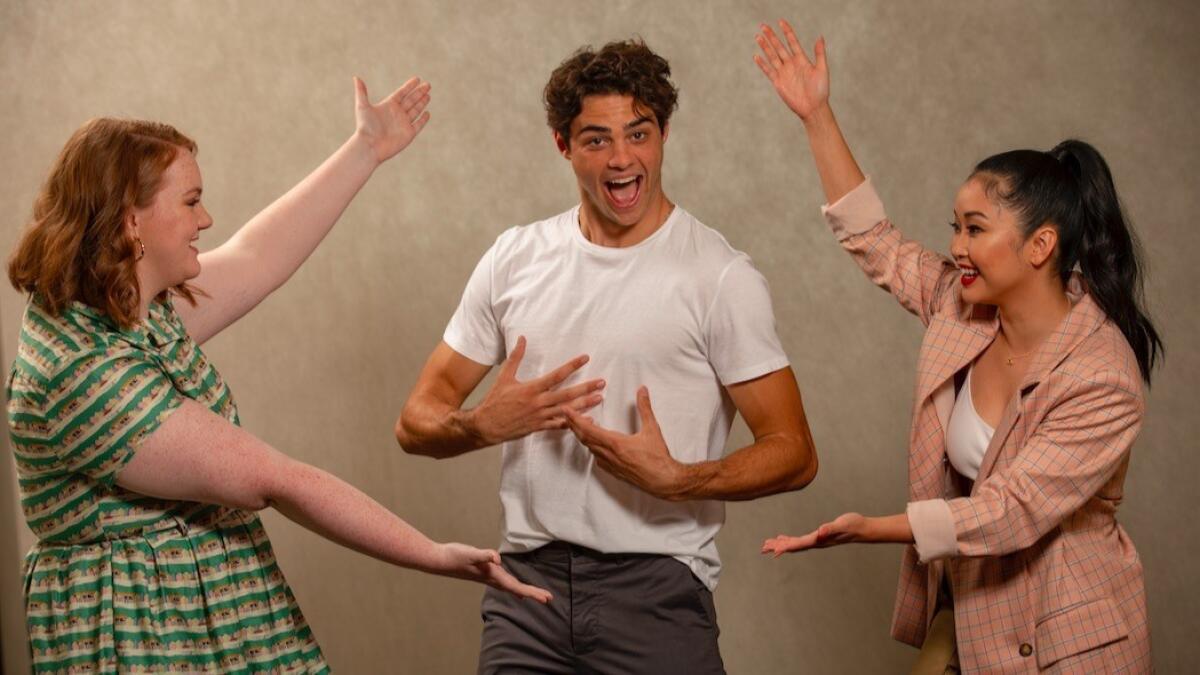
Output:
[
  {"xmin": 1017, "ymin": 292, "xmax": 1105, "ymax": 393},
  {"xmin": 971, "ymin": 287, "xmax": 1105, "ymax": 489},
  {"xmin": 916, "ymin": 303, "xmax": 998, "ymax": 407}
]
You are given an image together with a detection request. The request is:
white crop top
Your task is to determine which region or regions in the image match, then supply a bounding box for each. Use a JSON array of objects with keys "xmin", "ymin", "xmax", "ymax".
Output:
[{"xmin": 946, "ymin": 365, "xmax": 995, "ymax": 481}]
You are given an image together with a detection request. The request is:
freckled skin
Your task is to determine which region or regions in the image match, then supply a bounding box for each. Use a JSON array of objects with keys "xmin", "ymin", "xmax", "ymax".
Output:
[{"xmin": 131, "ymin": 152, "xmax": 213, "ymax": 291}]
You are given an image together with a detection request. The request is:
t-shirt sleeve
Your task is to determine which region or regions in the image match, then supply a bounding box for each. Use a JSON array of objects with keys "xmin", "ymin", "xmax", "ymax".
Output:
[
  {"xmin": 703, "ymin": 255, "xmax": 790, "ymax": 385},
  {"xmin": 46, "ymin": 349, "xmax": 184, "ymax": 487},
  {"xmin": 443, "ymin": 243, "xmax": 505, "ymax": 366}
]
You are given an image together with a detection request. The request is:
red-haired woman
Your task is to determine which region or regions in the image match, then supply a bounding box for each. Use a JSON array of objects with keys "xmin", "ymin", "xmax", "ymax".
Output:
[
  {"xmin": 7, "ymin": 77, "xmax": 549, "ymax": 673},
  {"xmin": 753, "ymin": 20, "xmax": 1159, "ymax": 673}
]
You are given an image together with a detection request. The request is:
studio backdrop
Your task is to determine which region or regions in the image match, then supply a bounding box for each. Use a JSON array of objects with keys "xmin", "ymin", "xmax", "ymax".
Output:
[{"xmin": 2, "ymin": 1, "xmax": 1197, "ymax": 672}]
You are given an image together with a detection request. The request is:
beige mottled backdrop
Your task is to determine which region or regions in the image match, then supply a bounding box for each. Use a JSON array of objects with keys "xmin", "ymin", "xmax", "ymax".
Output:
[{"xmin": 2, "ymin": 1, "xmax": 1198, "ymax": 672}]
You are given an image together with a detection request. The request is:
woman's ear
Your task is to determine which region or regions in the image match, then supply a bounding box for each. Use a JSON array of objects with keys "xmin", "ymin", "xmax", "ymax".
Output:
[{"xmin": 1026, "ymin": 223, "xmax": 1059, "ymax": 268}]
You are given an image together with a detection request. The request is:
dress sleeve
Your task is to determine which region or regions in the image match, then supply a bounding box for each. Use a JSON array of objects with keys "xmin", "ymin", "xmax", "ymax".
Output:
[
  {"xmin": 703, "ymin": 254, "xmax": 790, "ymax": 385},
  {"xmin": 45, "ymin": 348, "xmax": 184, "ymax": 487}
]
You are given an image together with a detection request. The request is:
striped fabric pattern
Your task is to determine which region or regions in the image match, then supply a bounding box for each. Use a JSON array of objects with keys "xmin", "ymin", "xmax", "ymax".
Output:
[{"xmin": 7, "ymin": 298, "xmax": 327, "ymax": 673}]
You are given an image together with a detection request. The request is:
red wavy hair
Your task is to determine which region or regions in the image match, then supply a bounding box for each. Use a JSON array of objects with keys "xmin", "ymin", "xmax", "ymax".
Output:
[{"xmin": 8, "ymin": 118, "xmax": 200, "ymax": 328}]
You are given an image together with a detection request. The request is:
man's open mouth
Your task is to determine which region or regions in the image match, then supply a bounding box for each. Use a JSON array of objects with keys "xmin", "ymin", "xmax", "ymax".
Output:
[{"xmin": 604, "ymin": 175, "xmax": 642, "ymax": 209}]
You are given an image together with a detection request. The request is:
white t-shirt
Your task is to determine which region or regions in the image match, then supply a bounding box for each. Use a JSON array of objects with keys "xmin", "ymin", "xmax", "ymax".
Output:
[{"xmin": 444, "ymin": 204, "xmax": 789, "ymax": 590}]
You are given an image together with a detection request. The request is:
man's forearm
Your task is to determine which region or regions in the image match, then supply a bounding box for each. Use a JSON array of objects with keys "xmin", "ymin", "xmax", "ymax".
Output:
[
  {"xmin": 667, "ymin": 433, "xmax": 817, "ymax": 501},
  {"xmin": 395, "ymin": 397, "xmax": 492, "ymax": 459}
]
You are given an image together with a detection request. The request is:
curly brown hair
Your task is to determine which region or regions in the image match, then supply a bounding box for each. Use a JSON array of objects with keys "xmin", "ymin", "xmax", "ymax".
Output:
[
  {"xmin": 544, "ymin": 39, "xmax": 679, "ymax": 141},
  {"xmin": 8, "ymin": 118, "xmax": 201, "ymax": 328}
]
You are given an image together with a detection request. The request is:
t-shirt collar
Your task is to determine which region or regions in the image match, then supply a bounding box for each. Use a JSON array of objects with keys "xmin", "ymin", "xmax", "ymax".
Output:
[{"xmin": 569, "ymin": 204, "xmax": 681, "ymax": 256}]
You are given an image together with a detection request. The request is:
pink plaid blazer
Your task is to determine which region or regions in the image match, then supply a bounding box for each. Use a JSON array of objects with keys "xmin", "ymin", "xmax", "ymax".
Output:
[{"xmin": 824, "ymin": 179, "xmax": 1152, "ymax": 673}]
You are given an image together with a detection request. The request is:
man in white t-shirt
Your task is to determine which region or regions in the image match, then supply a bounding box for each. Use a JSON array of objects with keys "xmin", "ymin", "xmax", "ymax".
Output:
[{"xmin": 395, "ymin": 39, "xmax": 817, "ymax": 674}]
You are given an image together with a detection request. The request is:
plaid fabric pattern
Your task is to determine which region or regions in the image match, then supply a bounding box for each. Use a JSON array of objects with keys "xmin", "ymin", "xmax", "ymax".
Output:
[{"xmin": 826, "ymin": 180, "xmax": 1152, "ymax": 673}]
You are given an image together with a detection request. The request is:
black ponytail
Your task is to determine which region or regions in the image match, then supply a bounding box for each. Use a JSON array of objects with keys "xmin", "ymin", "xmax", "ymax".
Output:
[{"xmin": 972, "ymin": 140, "xmax": 1163, "ymax": 384}]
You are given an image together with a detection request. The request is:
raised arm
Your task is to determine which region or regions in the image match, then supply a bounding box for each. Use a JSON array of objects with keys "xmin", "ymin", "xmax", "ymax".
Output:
[
  {"xmin": 395, "ymin": 338, "xmax": 604, "ymax": 459},
  {"xmin": 564, "ymin": 367, "xmax": 817, "ymax": 501},
  {"xmin": 756, "ymin": 21, "xmax": 958, "ymax": 324},
  {"xmin": 117, "ymin": 399, "xmax": 550, "ymax": 602},
  {"xmin": 179, "ymin": 77, "xmax": 432, "ymax": 344},
  {"xmin": 754, "ymin": 19, "xmax": 862, "ymax": 205}
]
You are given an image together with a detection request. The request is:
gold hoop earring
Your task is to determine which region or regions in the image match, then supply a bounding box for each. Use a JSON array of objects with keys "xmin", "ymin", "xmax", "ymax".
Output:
[{"xmin": 134, "ymin": 236, "xmax": 145, "ymax": 261}]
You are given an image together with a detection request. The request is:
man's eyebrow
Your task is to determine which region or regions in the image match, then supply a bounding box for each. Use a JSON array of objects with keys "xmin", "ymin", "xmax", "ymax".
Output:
[{"xmin": 577, "ymin": 117, "xmax": 654, "ymax": 135}]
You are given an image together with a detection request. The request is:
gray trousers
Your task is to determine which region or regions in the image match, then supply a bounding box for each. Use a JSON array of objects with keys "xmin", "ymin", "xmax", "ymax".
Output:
[{"xmin": 478, "ymin": 541, "xmax": 725, "ymax": 674}]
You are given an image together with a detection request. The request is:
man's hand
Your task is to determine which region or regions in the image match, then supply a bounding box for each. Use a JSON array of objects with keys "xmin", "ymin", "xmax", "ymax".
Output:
[
  {"xmin": 563, "ymin": 386, "xmax": 688, "ymax": 500},
  {"xmin": 467, "ymin": 336, "xmax": 605, "ymax": 446}
]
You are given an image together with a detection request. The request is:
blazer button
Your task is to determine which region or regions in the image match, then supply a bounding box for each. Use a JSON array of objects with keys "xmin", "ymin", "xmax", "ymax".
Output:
[{"xmin": 1019, "ymin": 643, "xmax": 1033, "ymax": 657}]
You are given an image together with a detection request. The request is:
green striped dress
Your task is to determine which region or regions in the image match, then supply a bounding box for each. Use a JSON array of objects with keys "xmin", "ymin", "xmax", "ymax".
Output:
[{"xmin": 7, "ymin": 298, "xmax": 329, "ymax": 673}]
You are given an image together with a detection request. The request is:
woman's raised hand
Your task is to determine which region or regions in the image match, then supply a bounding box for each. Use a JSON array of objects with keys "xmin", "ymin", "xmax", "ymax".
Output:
[
  {"xmin": 754, "ymin": 19, "xmax": 829, "ymax": 122},
  {"xmin": 353, "ymin": 76, "xmax": 432, "ymax": 164}
]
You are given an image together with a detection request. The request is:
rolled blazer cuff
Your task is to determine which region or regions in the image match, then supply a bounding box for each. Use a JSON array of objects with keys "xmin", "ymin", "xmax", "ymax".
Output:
[
  {"xmin": 907, "ymin": 499, "xmax": 958, "ymax": 563},
  {"xmin": 821, "ymin": 176, "xmax": 888, "ymax": 239}
]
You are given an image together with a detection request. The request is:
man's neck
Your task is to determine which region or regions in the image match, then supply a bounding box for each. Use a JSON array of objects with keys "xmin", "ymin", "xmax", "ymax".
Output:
[{"xmin": 579, "ymin": 194, "xmax": 675, "ymax": 248}]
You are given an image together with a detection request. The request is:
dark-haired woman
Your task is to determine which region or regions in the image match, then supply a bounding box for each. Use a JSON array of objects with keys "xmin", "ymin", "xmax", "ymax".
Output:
[
  {"xmin": 753, "ymin": 20, "xmax": 1159, "ymax": 673},
  {"xmin": 7, "ymin": 78, "xmax": 549, "ymax": 673}
]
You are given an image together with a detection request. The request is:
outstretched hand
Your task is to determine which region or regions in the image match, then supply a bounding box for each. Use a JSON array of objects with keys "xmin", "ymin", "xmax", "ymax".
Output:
[
  {"xmin": 564, "ymin": 386, "xmax": 686, "ymax": 500},
  {"xmin": 754, "ymin": 19, "xmax": 830, "ymax": 122},
  {"xmin": 437, "ymin": 543, "xmax": 553, "ymax": 603},
  {"xmin": 761, "ymin": 512, "xmax": 913, "ymax": 556},
  {"xmin": 761, "ymin": 513, "xmax": 868, "ymax": 556},
  {"xmin": 353, "ymin": 76, "xmax": 432, "ymax": 164},
  {"xmin": 469, "ymin": 336, "xmax": 605, "ymax": 446}
]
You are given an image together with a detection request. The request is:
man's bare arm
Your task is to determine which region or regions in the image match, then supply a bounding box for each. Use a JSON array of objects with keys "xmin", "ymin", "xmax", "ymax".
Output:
[
  {"xmin": 396, "ymin": 338, "xmax": 604, "ymax": 459},
  {"xmin": 565, "ymin": 367, "xmax": 817, "ymax": 501},
  {"xmin": 677, "ymin": 367, "xmax": 817, "ymax": 500}
]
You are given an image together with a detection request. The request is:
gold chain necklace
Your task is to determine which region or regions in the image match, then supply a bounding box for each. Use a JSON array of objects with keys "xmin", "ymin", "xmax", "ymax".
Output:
[
  {"xmin": 999, "ymin": 331, "xmax": 1037, "ymax": 366},
  {"xmin": 1005, "ymin": 349, "xmax": 1036, "ymax": 366}
]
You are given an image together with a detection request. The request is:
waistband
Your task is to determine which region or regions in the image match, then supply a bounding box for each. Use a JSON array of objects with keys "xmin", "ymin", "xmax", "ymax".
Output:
[
  {"xmin": 33, "ymin": 507, "xmax": 244, "ymax": 548},
  {"xmin": 512, "ymin": 540, "xmax": 675, "ymax": 566}
]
